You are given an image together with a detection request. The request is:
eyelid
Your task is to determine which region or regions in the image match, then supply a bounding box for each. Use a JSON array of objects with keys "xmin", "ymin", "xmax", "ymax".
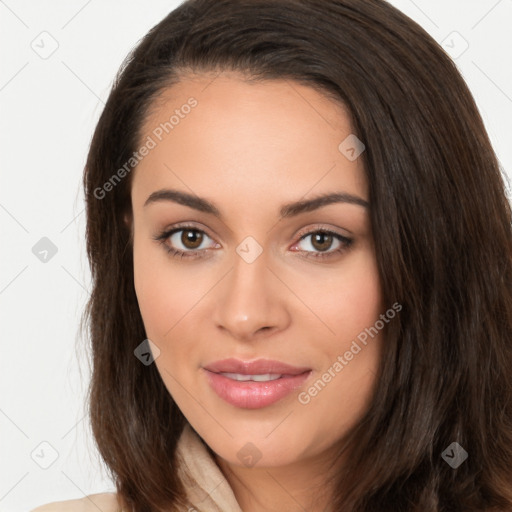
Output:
[
  {"xmin": 160, "ymin": 221, "xmax": 216, "ymax": 240},
  {"xmin": 294, "ymin": 223, "xmax": 351, "ymax": 240}
]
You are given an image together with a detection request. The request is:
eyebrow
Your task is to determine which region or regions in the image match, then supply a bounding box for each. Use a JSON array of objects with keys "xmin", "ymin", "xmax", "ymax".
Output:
[{"xmin": 143, "ymin": 188, "xmax": 369, "ymax": 219}]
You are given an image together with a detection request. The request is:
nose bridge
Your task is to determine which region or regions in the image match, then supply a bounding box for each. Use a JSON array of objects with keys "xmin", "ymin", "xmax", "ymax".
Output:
[{"xmin": 212, "ymin": 241, "xmax": 289, "ymax": 339}]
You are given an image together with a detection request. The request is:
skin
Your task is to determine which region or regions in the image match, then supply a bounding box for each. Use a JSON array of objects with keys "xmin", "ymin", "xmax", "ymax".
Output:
[{"xmin": 130, "ymin": 72, "xmax": 385, "ymax": 512}]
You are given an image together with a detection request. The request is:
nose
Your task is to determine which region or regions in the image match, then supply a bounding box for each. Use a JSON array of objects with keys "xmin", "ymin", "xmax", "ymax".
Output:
[{"xmin": 212, "ymin": 250, "xmax": 291, "ymax": 342}]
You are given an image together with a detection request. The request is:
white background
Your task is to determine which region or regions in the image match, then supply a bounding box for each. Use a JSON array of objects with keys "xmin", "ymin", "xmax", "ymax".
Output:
[{"xmin": 1, "ymin": 1, "xmax": 511, "ymax": 510}]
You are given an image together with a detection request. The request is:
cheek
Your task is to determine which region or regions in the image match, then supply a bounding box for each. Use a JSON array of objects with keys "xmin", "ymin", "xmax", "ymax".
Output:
[
  {"xmin": 133, "ymin": 240, "xmax": 217, "ymax": 354},
  {"xmin": 307, "ymin": 250, "xmax": 382, "ymax": 341},
  {"xmin": 133, "ymin": 238, "xmax": 181, "ymax": 338}
]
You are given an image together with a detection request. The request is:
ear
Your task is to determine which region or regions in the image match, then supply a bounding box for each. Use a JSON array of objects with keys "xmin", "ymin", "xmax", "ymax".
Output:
[{"xmin": 123, "ymin": 210, "xmax": 134, "ymax": 243}]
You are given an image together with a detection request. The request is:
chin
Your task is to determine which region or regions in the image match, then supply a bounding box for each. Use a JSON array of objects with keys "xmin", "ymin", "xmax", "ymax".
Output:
[{"xmin": 198, "ymin": 421, "xmax": 319, "ymax": 469}]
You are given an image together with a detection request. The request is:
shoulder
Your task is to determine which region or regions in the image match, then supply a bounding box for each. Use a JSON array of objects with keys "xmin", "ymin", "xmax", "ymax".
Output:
[{"xmin": 30, "ymin": 492, "xmax": 122, "ymax": 512}]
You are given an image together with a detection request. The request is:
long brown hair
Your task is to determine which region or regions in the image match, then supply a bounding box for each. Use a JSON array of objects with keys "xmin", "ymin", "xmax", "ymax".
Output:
[{"xmin": 82, "ymin": 0, "xmax": 512, "ymax": 510}]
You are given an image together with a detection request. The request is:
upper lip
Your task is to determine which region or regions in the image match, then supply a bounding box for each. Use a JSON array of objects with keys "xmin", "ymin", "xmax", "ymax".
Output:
[{"xmin": 204, "ymin": 358, "xmax": 311, "ymax": 376}]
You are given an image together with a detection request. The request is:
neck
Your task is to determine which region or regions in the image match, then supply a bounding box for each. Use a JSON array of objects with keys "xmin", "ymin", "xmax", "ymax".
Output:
[{"xmin": 214, "ymin": 449, "xmax": 337, "ymax": 512}]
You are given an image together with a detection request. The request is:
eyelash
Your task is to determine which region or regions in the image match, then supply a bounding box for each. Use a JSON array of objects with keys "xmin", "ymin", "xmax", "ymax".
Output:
[{"xmin": 153, "ymin": 223, "xmax": 353, "ymax": 261}]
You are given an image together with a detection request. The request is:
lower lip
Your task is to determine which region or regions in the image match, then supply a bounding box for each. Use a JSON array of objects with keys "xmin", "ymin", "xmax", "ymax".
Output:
[{"xmin": 203, "ymin": 369, "xmax": 311, "ymax": 409}]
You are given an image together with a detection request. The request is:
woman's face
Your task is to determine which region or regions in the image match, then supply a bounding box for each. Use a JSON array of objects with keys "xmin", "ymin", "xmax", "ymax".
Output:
[{"xmin": 131, "ymin": 72, "xmax": 384, "ymax": 469}]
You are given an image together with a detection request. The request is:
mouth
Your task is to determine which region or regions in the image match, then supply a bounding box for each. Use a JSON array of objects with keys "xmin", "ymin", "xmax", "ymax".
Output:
[
  {"xmin": 216, "ymin": 372, "xmax": 284, "ymax": 382},
  {"xmin": 203, "ymin": 358, "xmax": 312, "ymax": 409}
]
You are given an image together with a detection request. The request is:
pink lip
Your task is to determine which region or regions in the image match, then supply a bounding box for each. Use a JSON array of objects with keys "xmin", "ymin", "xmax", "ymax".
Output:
[
  {"xmin": 203, "ymin": 358, "xmax": 312, "ymax": 409},
  {"xmin": 204, "ymin": 358, "xmax": 311, "ymax": 375}
]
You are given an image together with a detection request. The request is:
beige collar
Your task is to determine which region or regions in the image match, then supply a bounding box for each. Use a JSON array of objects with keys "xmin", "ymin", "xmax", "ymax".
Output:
[
  {"xmin": 31, "ymin": 423, "xmax": 243, "ymax": 512},
  {"xmin": 176, "ymin": 423, "xmax": 243, "ymax": 512}
]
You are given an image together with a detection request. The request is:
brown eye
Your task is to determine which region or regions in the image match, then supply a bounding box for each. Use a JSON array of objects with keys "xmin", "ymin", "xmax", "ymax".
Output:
[
  {"xmin": 157, "ymin": 226, "xmax": 218, "ymax": 258},
  {"xmin": 181, "ymin": 229, "xmax": 203, "ymax": 249},
  {"xmin": 310, "ymin": 232, "xmax": 334, "ymax": 252},
  {"xmin": 293, "ymin": 229, "xmax": 353, "ymax": 260}
]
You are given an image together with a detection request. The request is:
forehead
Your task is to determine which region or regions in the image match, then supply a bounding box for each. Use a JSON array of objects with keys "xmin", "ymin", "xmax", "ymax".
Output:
[{"xmin": 132, "ymin": 72, "xmax": 368, "ymax": 213}]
